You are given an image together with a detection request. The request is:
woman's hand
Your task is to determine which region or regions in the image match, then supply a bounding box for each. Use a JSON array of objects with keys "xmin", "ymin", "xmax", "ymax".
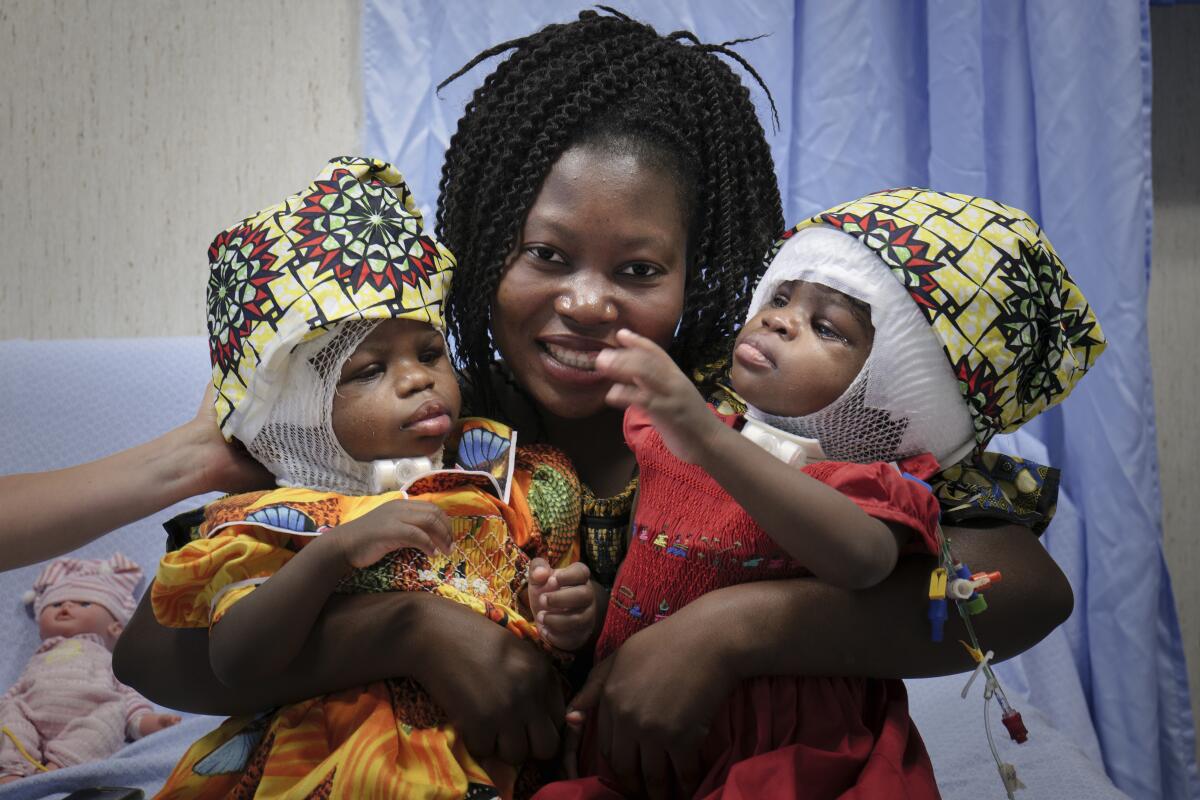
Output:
[
  {"xmin": 573, "ymin": 612, "xmax": 736, "ymax": 797},
  {"xmin": 595, "ymin": 329, "xmax": 722, "ymax": 465},
  {"xmin": 411, "ymin": 603, "xmax": 567, "ymax": 765},
  {"xmin": 0, "ymin": 382, "xmax": 272, "ymax": 571},
  {"xmin": 186, "ymin": 383, "xmax": 275, "ymax": 495}
]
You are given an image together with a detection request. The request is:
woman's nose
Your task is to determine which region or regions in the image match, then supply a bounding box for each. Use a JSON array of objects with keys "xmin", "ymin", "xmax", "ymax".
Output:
[{"xmin": 554, "ymin": 275, "xmax": 618, "ymax": 328}]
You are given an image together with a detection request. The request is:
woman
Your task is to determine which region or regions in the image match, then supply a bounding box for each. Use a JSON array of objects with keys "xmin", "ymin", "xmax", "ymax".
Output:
[{"xmin": 7, "ymin": 10, "xmax": 1070, "ymax": 796}]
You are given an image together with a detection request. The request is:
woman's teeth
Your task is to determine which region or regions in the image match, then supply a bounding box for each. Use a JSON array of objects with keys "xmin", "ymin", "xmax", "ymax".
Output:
[{"xmin": 544, "ymin": 343, "xmax": 600, "ymax": 371}]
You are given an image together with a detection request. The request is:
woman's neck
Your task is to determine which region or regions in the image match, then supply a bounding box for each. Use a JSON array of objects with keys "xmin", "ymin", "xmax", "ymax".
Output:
[
  {"xmin": 483, "ymin": 366, "xmax": 637, "ymax": 496},
  {"xmin": 541, "ymin": 406, "xmax": 636, "ymax": 497}
]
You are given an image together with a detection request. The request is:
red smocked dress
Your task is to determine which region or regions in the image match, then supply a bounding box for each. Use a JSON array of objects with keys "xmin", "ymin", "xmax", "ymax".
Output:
[{"xmin": 538, "ymin": 406, "xmax": 944, "ymax": 799}]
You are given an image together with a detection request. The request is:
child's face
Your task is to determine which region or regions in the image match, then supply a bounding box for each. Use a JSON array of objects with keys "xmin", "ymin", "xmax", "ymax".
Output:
[
  {"xmin": 38, "ymin": 599, "xmax": 121, "ymax": 646},
  {"xmin": 332, "ymin": 318, "xmax": 462, "ymax": 461},
  {"xmin": 731, "ymin": 280, "xmax": 874, "ymax": 417}
]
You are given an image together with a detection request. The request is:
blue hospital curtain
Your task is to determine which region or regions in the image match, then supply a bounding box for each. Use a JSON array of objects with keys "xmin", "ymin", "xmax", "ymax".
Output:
[{"xmin": 362, "ymin": 2, "xmax": 1199, "ymax": 797}]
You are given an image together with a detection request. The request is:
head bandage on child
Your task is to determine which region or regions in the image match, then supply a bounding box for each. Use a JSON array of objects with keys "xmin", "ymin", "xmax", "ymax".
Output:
[
  {"xmin": 744, "ymin": 188, "xmax": 1105, "ymax": 467},
  {"xmin": 206, "ymin": 156, "xmax": 456, "ymax": 494}
]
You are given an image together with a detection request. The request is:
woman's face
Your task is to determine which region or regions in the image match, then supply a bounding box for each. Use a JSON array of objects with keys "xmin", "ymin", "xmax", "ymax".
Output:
[{"xmin": 492, "ymin": 144, "xmax": 689, "ymax": 421}]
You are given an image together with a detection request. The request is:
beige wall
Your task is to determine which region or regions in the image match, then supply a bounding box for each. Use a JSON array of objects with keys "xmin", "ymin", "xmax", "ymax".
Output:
[
  {"xmin": 1150, "ymin": 5, "xmax": 1200, "ymax": 760},
  {"xmin": 0, "ymin": 0, "xmax": 359, "ymax": 339},
  {"xmin": 2, "ymin": 0, "xmax": 1198, "ymax": 752}
]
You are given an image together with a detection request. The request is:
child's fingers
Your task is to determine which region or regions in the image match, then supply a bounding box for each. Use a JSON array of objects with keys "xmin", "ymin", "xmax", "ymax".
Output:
[
  {"xmin": 614, "ymin": 327, "xmax": 660, "ymax": 350},
  {"xmin": 526, "ymin": 557, "xmax": 552, "ymax": 587},
  {"xmin": 552, "ymin": 562, "xmax": 591, "ymax": 587},
  {"xmin": 595, "ymin": 345, "xmax": 658, "ymax": 385},
  {"xmin": 538, "ymin": 609, "xmax": 590, "ymax": 639},
  {"xmin": 404, "ymin": 501, "xmax": 454, "ymax": 554},
  {"xmin": 382, "ymin": 499, "xmax": 453, "ymax": 554},
  {"xmin": 604, "ymin": 382, "xmax": 639, "ymax": 409},
  {"xmin": 537, "ymin": 583, "xmax": 594, "ymax": 612}
]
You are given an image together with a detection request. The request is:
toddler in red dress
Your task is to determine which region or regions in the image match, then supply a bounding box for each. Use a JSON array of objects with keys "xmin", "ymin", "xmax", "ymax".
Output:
[{"xmin": 542, "ymin": 189, "xmax": 1105, "ymax": 799}]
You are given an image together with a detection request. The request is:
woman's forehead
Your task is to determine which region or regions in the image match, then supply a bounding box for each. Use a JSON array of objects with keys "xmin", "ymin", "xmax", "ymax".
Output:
[{"xmin": 528, "ymin": 149, "xmax": 688, "ymax": 238}]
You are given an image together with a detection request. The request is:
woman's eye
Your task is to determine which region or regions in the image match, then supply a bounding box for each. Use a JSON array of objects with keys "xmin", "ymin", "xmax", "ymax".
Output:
[
  {"xmin": 619, "ymin": 262, "xmax": 662, "ymax": 279},
  {"xmin": 525, "ymin": 245, "xmax": 565, "ymax": 264}
]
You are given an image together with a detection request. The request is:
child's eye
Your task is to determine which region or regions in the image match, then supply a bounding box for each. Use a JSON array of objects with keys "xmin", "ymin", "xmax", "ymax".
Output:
[
  {"xmin": 347, "ymin": 363, "xmax": 383, "ymax": 383},
  {"xmin": 814, "ymin": 321, "xmax": 847, "ymax": 342},
  {"xmin": 619, "ymin": 262, "xmax": 663, "ymax": 279},
  {"xmin": 419, "ymin": 347, "xmax": 443, "ymax": 364},
  {"xmin": 771, "ymin": 294, "xmax": 789, "ymax": 308}
]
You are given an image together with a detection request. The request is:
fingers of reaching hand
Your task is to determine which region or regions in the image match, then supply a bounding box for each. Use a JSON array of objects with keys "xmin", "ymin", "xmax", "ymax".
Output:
[{"xmin": 596, "ymin": 336, "xmax": 671, "ymax": 389}]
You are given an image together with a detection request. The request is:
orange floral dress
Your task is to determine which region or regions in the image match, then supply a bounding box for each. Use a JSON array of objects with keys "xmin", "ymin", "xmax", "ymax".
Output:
[{"xmin": 151, "ymin": 430, "xmax": 579, "ymax": 800}]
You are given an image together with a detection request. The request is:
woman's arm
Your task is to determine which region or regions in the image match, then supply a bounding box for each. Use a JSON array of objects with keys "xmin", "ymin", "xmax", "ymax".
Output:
[
  {"xmin": 582, "ymin": 523, "xmax": 1071, "ymax": 792},
  {"xmin": 0, "ymin": 385, "xmax": 270, "ymax": 572},
  {"xmin": 114, "ymin": 582, "xmax": 567, "ymax": 764}
]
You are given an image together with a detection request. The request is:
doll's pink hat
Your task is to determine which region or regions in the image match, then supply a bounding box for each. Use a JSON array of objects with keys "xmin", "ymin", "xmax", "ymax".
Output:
[{"xmin": 23, "ymin": 553, "xmax": 143, "ymax": 625}]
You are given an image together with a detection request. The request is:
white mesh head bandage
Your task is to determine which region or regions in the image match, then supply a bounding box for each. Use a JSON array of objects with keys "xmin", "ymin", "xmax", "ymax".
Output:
[
  {"xmin": 743, "ymin": 226, "xmax": 976, "ymax": 466},
  {"xmin": 244, "ymin": 320, "xmax": 440, "ymax": 495}
]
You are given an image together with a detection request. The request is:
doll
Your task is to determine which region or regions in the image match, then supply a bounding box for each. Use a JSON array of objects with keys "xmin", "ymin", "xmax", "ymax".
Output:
[{"xmin": 0, "ymin": 554, "xmax": 179, "ymax": 783}]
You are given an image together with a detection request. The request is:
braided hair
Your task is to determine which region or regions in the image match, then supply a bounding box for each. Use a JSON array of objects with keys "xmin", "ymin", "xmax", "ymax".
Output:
[{"xmin": 437, "ymin": 7, "xmax": 784, "ymax": 416}]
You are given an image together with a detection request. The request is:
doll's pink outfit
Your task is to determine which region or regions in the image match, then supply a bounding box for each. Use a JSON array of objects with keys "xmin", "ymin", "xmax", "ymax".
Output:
[{"xmin": 0, "ymin": 632, "xmax": 154, "ymax": 777}]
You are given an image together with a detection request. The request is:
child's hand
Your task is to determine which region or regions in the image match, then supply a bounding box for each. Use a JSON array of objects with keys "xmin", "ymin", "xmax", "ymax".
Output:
[
  {"xmin": 595, "ymin": 328, "xmax": 721, "ymax": 464},
  {"xmin": 330, "ymin": 499, "xmax": 453, "ymax": 570},
  {"xmin": 527, "ymin": 559, "xmax": 596, "ymax": 652},
  {"xmin": 138, "ymin": 711, "xmax": 182, "ymax": 736}
]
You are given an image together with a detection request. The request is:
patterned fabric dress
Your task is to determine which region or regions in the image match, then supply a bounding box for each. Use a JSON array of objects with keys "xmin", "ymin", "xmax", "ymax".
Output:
[
  {"xmin": 151, "ymin": 440, "xmax": 579, "ymax": 800},
  {"xmin": 537, "ymin": 407, "xmax": 944, "ymax": 800}
]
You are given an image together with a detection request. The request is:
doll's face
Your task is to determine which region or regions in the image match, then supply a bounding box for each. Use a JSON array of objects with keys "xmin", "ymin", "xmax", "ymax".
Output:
[{"xmin": 38, "ymin": 600, "xmax": 122, "ymax": 648}]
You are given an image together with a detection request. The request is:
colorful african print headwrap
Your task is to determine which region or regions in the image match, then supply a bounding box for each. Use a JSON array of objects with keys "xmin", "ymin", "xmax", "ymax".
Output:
[
  {"xmin": 207, "ymin": 156, "xmax": 455, "ymax": 445},
  {"xmin": 775, "ymin": 188, "xmax": 1105, "ymax": 449}
]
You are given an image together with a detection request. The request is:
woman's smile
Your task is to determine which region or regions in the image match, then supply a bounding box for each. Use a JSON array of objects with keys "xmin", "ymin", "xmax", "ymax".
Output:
[{"xmin": 490, "ymin": 143, "xmax": 688, "ymax": 420}]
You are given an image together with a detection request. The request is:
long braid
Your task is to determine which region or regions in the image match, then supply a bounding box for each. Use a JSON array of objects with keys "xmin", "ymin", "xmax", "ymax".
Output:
[{"xmin": 437, "ymin": 8, "xmax": 784, "ymax": 416}]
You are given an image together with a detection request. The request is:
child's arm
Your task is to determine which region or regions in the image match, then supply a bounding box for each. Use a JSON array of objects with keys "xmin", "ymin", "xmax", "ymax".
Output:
[
  {"xmin": 596, "ymin": 329, "xmax": 906, "ymax": 590},
  {"xmin": 526, "ymin": 560, "xmax": 602, "ymax": 652},
  {"xmin": 209, "ymin": 499, "xmax": 452, "ymax": 687}
]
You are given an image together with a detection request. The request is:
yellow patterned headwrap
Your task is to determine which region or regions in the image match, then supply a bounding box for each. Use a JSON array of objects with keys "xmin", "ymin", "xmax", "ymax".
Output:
[
  {"xmin": 777, "ymin": 188, "xmax": 1105, "ymax": 448},
  {"xmin": 207, "ymin": 156, "xmax": 455, "ymax": 441}
]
